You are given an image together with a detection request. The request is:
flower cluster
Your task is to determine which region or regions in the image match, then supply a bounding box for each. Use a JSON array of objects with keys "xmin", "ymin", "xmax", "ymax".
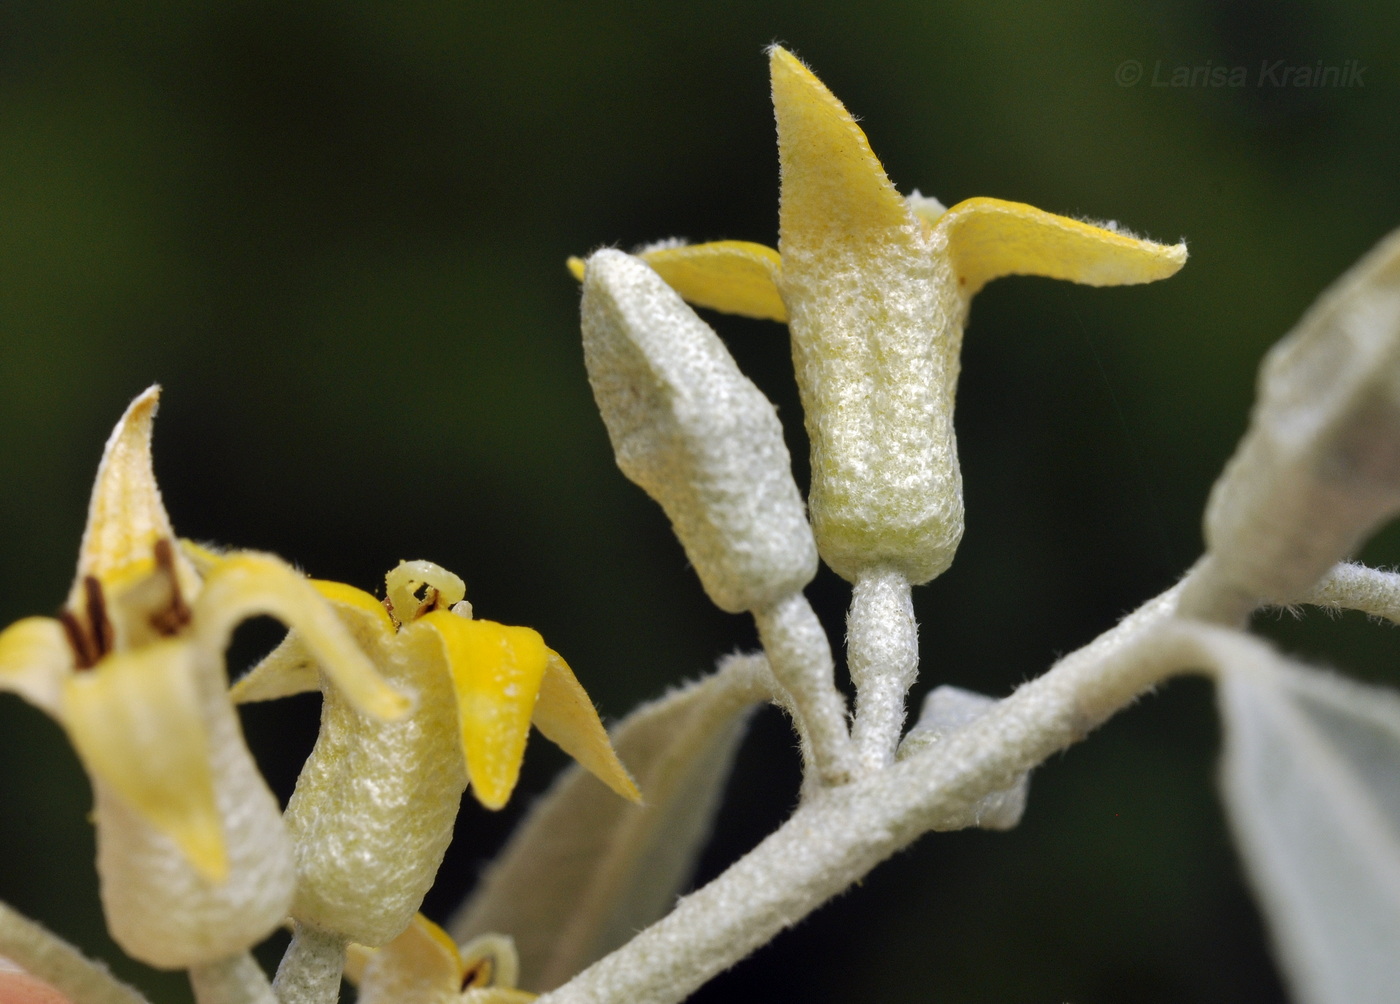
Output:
[{"xmin": 0, "ymin": 387, "xmax": 635, "ymax": 1004}]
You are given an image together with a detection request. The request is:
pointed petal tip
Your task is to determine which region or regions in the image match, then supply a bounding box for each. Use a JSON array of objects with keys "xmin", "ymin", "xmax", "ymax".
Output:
[
  {"xmin": 73, "ymin": 386, "xmax": 181, "ymax": 602},
  {"xmin": 470, "ymin": 784, "xmax": 512, "ymax": 812},
  {"xmin": 532, "ymin": 651, "xmax": 642, "ymax": 803},
  {"xmin": 766, "ymin": 44, "xmax": 804, "ymax": 75},
  {"xmin": 769, "ymin": 43, "xmax": 912, "ymax": 249}
]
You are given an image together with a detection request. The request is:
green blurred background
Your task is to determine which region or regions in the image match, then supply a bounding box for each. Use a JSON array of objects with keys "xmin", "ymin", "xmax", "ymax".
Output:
[{"xmin": 2, "ymin": 1, "xmax": 1398, "ymax": 1001}]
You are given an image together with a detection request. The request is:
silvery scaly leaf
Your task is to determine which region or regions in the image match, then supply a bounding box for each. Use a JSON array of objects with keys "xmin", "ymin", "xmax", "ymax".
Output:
[
  {"xmin": 448, "ymin": 654, "xmax": 771, "ymax": 992},
  {"xmin": 579, "ymin": 249, "xmax": 817, "ymax": 615},
  {"xmin": 1203, "ymin": 227, "xmax": 1400, "ymax": 605},
  {"xmin": 1219, "ymin": 657, "xmax": 1400, "ymax": 1003},
  {"xmin": 896, "ymin": 685, "xmax": 1028, "ymax": 830}
]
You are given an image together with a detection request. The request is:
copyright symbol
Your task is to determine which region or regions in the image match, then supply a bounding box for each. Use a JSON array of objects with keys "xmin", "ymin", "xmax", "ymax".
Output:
[{"xmin": 1115, "ymin": 59, "xmax": 1143, "ymax": 87}]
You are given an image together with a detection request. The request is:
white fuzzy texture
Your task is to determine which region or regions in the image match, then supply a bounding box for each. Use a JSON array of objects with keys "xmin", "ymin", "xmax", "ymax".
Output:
[
  {"xmin": 1199, "ymin": 225, "xmax": 1400, "ymax": 608},
  {"xmin": 271, "ymin": 926, "xmax": 347, "ymax": 1004},
  {"xmin": 846, "ymin": 566, "xmax": 918, "ymax": 771},
  {"xmin": 1219, "ymin": 653, "xmax": 1400, "ymax": 1004},
  {"xmin": 536, "ymin": 581, "xmax": 1254, "ymax": 1004},
  {"xmin": 580, "ymin": 249, "xmax": 818, "ymax": 614},
  {"xmin": 1304, "ymin": 561, "xmax": 1400, "ymax": 622},
  {"xmin": 781, "ymin": 217, "xmax": 965, "ymax": 586},
  {"xmin": 752, "ymin": 593, "xmax": 857, "ymax": 787},
  {"xmin": 771, "ymin": 51, "xmax": 967, "ymax": 586},
  {"xmin": 187, "ymin": 953, "xmax": 277, "ymax": 1004},
  {"xmin": 283, "ymin": 626, "xmax": 466, "ymax": 947},
  {"xmin": 94, "ymin": 649, "xmax": 294, "ymax": 970},
  {"xmin": 897, "ymin": 685, "xmax": 1028, "ymax": 830}
]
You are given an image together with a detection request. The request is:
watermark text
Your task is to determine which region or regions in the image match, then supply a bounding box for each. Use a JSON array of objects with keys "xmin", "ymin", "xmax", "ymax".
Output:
[{"xmin": 1115, "ymin": 59, "xmax": 1366, "ymax": 89}]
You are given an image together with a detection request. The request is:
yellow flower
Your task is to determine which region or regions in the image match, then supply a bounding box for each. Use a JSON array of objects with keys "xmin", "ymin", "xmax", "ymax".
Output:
[
  {"xmin": 0, "ymin": 387, "xmax": 408, "ymax": 969},
  {"xmin": 345, "ymin": 915, "xmax": 536, "ymax": 1004},
  {"xmin": 231, "ymin": 559, "xmax": 639, "ymax": 946},
  {"xmin": 570, "ymin": 46, "xmax": 1187, "ymax": 586}
]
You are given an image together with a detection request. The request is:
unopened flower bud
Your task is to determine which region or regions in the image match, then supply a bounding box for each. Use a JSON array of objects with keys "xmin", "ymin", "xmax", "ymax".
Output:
[{"xmin": 580, "ymin": 249, "xmax": 817, "ymax": 614}]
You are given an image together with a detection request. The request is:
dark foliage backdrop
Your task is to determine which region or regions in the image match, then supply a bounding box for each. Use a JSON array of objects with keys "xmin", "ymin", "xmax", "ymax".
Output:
[{"xmin": 2, "ymin": 2, "xmax": 1398, "ymax": 1001}]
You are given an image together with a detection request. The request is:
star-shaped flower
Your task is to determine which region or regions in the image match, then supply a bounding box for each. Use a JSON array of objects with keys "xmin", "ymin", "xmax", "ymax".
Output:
[
  {"xmin": 571, "ymin": 46, "xmax": 1187, "ymax": 587},
  {"xmin": 231, "ymin": 558, "xmax": 639, "ymax": 946},
  {"xmin": 0, "ymin": 387, "xmax": 408, "ymax": 969}
]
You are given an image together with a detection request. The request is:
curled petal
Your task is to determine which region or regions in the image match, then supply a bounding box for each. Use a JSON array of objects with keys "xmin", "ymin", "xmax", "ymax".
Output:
[
  {"xmin": 229, "ymin": 580, "xmax": 394, "ymax": 704},
  {"xmin": 459, "ymin": 932, "xmax": 523, "ymax": 993},
  {"xmin": 60, "ymin": 640, "xmax": 226, "ymax": 882},
  {"xmin": 386, "ymin": 560, "xmax": 466, "ymax": 623},
  {"xmin": 0, "ymin": 617, "xmax": 72, "ymax": 715},
  {"xmin": 936, "ymin": 197, "xmax": 1187, "ymax": 295},
  {"xmin": 419, "ymin": 612, "xmax": 547, "ymax": 810},
  {"xmin": 194, "ymin": 553, "xmax": 410, "ymax": 720},
  {"xmin": 532, "ymin": 651, "xmax": 639, "ymax": 802}
]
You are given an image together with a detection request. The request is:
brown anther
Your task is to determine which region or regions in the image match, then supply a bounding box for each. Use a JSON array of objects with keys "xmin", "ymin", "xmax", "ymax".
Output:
[
  {"xmin": 148, "ymin": 538, "xmax": 192, "ymax": 636},
  {"xmin": 84, "ymin": 575, "xmax": 115, "ymax": 659},
  {"xmin": 58, "ymin": 609, "xmax": 98, "ymax": 670},
  {"xmin": 383, "ymin": 596, "xmax": 401, "ymax": 629}
]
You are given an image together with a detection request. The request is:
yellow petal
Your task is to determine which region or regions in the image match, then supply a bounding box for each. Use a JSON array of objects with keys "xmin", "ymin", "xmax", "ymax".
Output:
[
  {"xmin": 574, "ymin": 240, "xmax": 787, "ymax": 321},
  {"xmin": 353, "ymin": 914, "xmax": 462, "ymax": 1004},
  {"xmin": 531, "ymin": 651, "xmax": 640, "ymax": 802},
  {"xmin": 60, "ymin": 640, "xmax": 227, "ymax": 882},
  {"xmin": 343, "ymin": 942, "xmax": 375, "ymax": 987},
  {"xmin": 193, "ymin": 553, "xmax": 410, "ymax": 720},
  {"xmin": 314, "ymin": 579, "xmax": 397, "ymax": 634},
  {"xmin": 0, "ymin": 617, "xmax": 72, "ymax": 715},
  {"xmin": 228, "ymin": 580, "xmax": 393, "ymax": 704},
  {"xmin": 419, "ymin": 612, "xmax": 548, "ymax": 810},
  {"xmin": 68, "ymin": 386, "xmax": 200, "ymax": 611},
  {"xmin": 632, "ymin": 242, "xmax": 788, "ymax": 322},
  {"xmin": 936, "ymin": 196, "xmax": 1188, "ymax": 295},
  {"xmin": 770, "ymin": 45, "xmax": 916, "ymax": 257}
]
